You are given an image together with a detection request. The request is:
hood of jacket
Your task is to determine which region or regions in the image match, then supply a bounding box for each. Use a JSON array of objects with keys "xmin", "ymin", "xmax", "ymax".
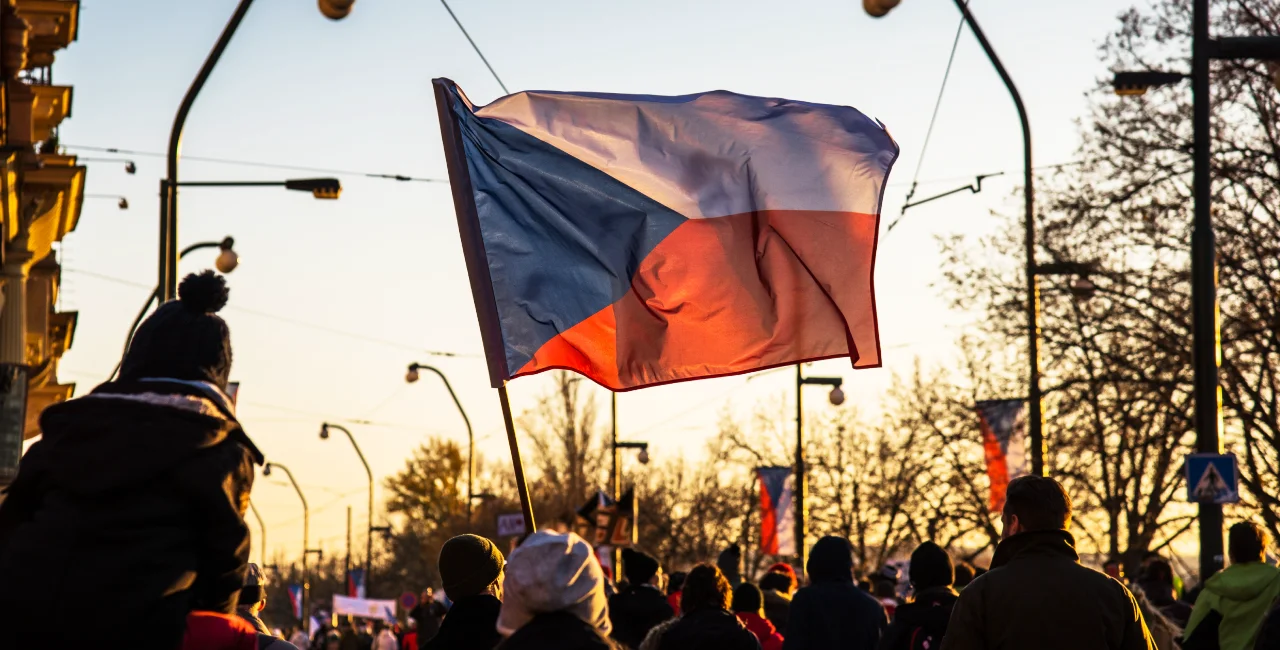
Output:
[
  {"xmin": 806, "ymin": 536, "xmax": 856, "ymax": 583},
  {"xmin": 34, "ymin": 379, "xmax": 262, "ymax": 494},
  {"xmin": 661, "ymin": 609, "xmax": 756, "ymax": 648},
  {"xmin": 1204, "ymin": 562, "xmax": 1280, "ymax": 602}
]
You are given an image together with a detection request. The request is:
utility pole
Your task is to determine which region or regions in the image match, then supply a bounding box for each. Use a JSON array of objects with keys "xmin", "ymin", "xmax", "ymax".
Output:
[{"xmin": 345, "ymin": 506, "xmax": 352, "ymax": 594}]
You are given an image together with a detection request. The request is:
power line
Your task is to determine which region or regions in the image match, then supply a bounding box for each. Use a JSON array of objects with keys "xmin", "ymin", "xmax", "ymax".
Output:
[
  {"xmin": 897, "ymin": 4, "xmax": 969, "ymax": 228},
  {"xmin": 62, "ymin": 144, "xmax": 447, "ymax": 184},
  {"xmin": 62, "ymin": 267, "xmax": 482, "ymax": 359},
  {"xmin": 439, "ymin": 0, "xmax": 509, "ymax": 95}
]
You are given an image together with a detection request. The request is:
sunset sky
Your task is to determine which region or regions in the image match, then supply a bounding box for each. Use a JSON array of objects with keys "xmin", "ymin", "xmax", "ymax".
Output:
[{"xmin": 54, "ymin": 0, "xmax": 1130, "ymax": 561}]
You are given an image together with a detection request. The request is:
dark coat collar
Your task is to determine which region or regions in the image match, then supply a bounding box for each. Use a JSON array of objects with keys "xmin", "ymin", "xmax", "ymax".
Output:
[{"xmin": 990, "ymin": 529, "xmax": 1079, "ymax": 569}]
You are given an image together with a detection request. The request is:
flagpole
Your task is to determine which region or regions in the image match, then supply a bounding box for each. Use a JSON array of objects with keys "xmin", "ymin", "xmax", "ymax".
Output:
[{"xmin": 498, "ymin": 382, "xmax": 536, "ymax": 534}]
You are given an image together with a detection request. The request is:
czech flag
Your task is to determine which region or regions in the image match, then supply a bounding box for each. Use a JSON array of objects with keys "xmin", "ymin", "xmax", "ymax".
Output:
[
  {"xmin": 287, "ymin": 583, "xmax": 304, "ymax": 620},
  {"xmin": 347, "ymin": 568, "xmax": 366, "ymax": 599},
  {"xmin": 757, "ymin": 466, "xmax": 796, "ymax": 556},
  {"xmin": 976, "ymin": 399, "xmax": 1029, "ymax": 512},
  {"xmin": 434, "ymin": 79, "xmax": 899, "ymax": 390}
]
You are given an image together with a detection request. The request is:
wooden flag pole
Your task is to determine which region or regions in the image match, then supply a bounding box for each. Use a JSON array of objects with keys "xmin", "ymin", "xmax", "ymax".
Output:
[{"xmin": 498, "ymin": 383, "xmax": 536, "ymax": 534}]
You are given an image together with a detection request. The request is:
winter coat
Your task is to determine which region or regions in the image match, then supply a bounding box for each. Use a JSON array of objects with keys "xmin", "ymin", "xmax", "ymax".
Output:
[
  {"xmin": 783, "ymin": 579, "xmax": 887, "ymax": 649},
  {"xmin": 374, "ymin": 629, "xmax": 400, "ymax": 650},
  {"xmin": 424, "ymin": 594, "xmax": 503, "ymax": 650},
  {"xmin": 239, "ymin": 607, "xmax": 274, "ymax": 635},
  {"xmin": 1137, "ymin": 579, "xmax": 1194, "ymax": 628},
  {"xmin": 1255, "ymin": 598, "xmax": 1280, "ymax": 650},
  {"xmin": 762, "ymin": 589, "xmax": 791, "ymax": 635},
  {"xmin": 1134, "ymin": 589, "xmax": 1183, "ymax": 650},
  {"xmin": 0, "ymin": 379, "xmax": 262, "ymax": 649},
  {"xmin": 182, "ymin": 611, "xmax": 260, "ymax": 650},
  {"xmin": 610, "ymin": 584, "xmax": 675, "ymax": 649},
  {"xmin": 410, "ymin": 600, "xmax": 446, "ymax": 646},
  {"xmin": 1184, "ymin": 561, "xmax": 1280, "ymax": 650},
  {"xmin": 940, "ymin": 530, "xmax": 1155, "ymax": 650},
  {"xmin": 497, "ymin": 611, "xmax": 622, "ymax": 650},
  {"xmin": 877, "ymin": 586, "xmax": 959, "ymax": 650},
  {"xmin": 737, "ymin": 611, "xmax": 784, "ymax": 650},
  {"xmin": 655, "ymin": 609, "xmax": 761, "ymax": 650}
]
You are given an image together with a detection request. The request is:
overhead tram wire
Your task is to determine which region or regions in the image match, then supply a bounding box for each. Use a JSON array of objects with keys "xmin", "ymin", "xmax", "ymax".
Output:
[
  {"xmin": 61, "ymin": 144, "xmax": 447, "ymax": 184},
  {"xmin": 438, "ymin": 0, "xmax": 509, "ymax": 95},
  {"xmin": 886, "ymin": 4, "xmax": 969, "ymax": 235}
]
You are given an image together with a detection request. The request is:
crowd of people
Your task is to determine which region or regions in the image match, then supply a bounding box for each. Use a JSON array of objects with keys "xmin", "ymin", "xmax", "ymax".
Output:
[{"xmin": 5, "ymin": 272, "xmax": 1280, "ymax": 649}]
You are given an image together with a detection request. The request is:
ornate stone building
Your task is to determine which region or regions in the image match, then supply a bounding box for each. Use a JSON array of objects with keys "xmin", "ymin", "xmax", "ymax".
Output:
[{"xmin": 0, "ymin": 0, "xmax": 82, "ymax": 484}]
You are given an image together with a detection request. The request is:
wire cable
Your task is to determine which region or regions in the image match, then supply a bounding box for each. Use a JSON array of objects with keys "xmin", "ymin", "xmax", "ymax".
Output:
[
  {"xmin": 62, "ymin": 144, "xmax": 447, "ymax": 184},
  {"xmin": 439, "ymin": 0, "xmax": 509, "ymax": 95},
  {"xmin": 900, "ymin": 4, "xmax": 970, "ymax": 216}
]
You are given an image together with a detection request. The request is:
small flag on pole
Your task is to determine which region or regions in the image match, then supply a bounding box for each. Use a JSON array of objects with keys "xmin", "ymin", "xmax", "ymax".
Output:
[
  {"xmin": 758, "ymin": 467, "xmax": 796, "ymax": 556},
  {"xmin": 287, "ymin": 584, "xmax": 304, "ymax": 620},
  {"xmin": 433, "ymin": 79, "xmax": 899, "ymax": 391},
  {"xmin": 347, "ymin": 568, "xmax": 366, "ymax": 599},
  {"xmin": 976, "ymin": 400, "xmax": 1029, "ymax": 512}
]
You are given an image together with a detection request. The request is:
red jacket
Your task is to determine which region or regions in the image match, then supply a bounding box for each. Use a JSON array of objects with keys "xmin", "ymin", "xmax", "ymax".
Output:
[
  {"xmin": 736, "ymin": 611, "xmax": 784, "ymax": 650},
  {"xmin": 403, "ymin": 631, "xmax": 419, "ymax": 650},
  {"xmin": 668, "ymin": 590, "xmax": 682, "ymax": 613},
  {"xmin": 182, "ymin": 611, "xmax": 258, "ymax": 650}
]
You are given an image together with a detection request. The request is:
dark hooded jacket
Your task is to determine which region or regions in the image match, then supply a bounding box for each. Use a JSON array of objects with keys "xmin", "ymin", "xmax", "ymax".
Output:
[
  {"xmin": 425, "ymin": 594, "xmax": 503, "ymax": 650},
  {"xmin": 498, "ymin": 611, "xmax": 621, "ymax": 650},
  {"xmin": 611, "ymin": 584, "xmax": 675, "ymax": 649},
  {"xmin": 0, "ymin": 379, "xmax": 261, "ymax": 648},
  {"xmin": 877, "ymin": 586, "xmax": 959, "ymax": 650},
  {"xmin": 656, "ymin": 609, "xmax": 760, "ymax": 650},
  {"xmin": 783, "ymin": 536, "xmax": 888, "ymax": 650},
  {"xmin": 939, "ymin": 530, "xmax": 1155, "ymax": 650}
]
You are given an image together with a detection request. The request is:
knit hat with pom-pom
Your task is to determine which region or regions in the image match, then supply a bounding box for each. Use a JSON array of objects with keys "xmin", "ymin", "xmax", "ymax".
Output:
[{"xmin": 120, "ymin": 270, "xmax": 233, "ymax": 389}]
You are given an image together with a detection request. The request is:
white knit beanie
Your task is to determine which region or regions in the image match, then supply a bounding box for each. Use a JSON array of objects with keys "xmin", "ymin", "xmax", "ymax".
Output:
[{"xmin": 496, "ymin": 531, "xmax": 611, "ymax": 637}]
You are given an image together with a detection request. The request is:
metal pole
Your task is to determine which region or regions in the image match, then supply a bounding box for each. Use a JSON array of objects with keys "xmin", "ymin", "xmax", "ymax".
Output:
[
  {"xmin": 323, "ymin": 424, "xmax": 374, "ymax": 596},
  {"xmin": 410, "ymin": 365, "xmax": 474, "ymax": 522},
  {"xmin": 160, "ymin": 0, "xmax": 256, "ymax": 301},
  {"xmin": 345, "ymin": 506, "xmax": 352, "ymax": 595},
  {"xmin": 1191, "ymin": 0, "xmax": 1224, "ymax": 580},
  {"xmin": 248, "ymin": 501, "xmax": 266, "ymax": 566},
  {"xmin": 271, "ymin": 463, "xmax": 309, "ymax": 627},
  {"xmin": 950, "ymin": 0, "xmax": 1041, "ymax": 475},
  {"xmin": 795, "ymin": 364, "xmax": 806, "ymax": 572},
  {"xmin": 612, "ymin": 392, "xmax": 621, "ymax": 580}
]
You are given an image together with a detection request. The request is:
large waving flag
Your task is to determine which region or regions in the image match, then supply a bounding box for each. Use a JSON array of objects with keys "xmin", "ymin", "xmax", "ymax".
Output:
[
  {"xmin": 434, "ymin": 79, "xmax": 899, "ymax": 390},
  {"xmin": 976, "ymin": 399, "xmax": 1029, "ymax": 512},
  {"xmin": 757, "ymin": 467, "xmax": 796, "ymax": 556}
]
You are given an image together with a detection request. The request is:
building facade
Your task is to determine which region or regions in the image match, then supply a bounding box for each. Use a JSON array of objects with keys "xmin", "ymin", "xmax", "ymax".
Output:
[{"xmin": 0, "ymin": 0, "xmax": 82, "ymax": 485}]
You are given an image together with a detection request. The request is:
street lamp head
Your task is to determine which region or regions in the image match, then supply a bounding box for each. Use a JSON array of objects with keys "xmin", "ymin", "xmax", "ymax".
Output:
[
  {"xmin": 863, "ymin": 0, "xmax": 901, "ymax": 17},
  {"xmin": 319, "ymin": 424, "xmax": 331, "ymax": 440},
  {"xmin": 215, "ymin": 237, "xmax": 238, "ymax": 274},
  {"xmin": 117, "ymin": 198, "xmax": 129, "ymax": 210},
  {"xmin": 829, "ymin": 386, "xmax": 846, "ymax": 406},
  {"xmin": 284, "ymin": 178, "xmax": 342, "ymax": 200},
  {"xmin": 318, "ymin": 0, "xmax": 355, "ymax": 20},
  {"xmin": 263, "ymin": 463, "xmax": 273, "ymax": 476},
  {"xmin": 1112, "ymin": 71, "xmax": 1187, "ymax": 96},
  {"xmin": 405, "ymin": 365, "xmax": 420, "ymax": 384},
  {"xmin": 1071, "ymin": 276, "xmax": 1097, "ymax": 301},
  {"xmin": 638, "ymin": 448, "xmax": 650, "ymax": 465},
  {"xmin": 124, "ymin": 161, "xmax": 137, "ymax": 175}
]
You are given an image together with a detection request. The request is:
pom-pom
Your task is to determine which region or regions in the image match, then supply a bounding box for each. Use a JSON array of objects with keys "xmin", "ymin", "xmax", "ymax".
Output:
[{"xmin": 178, "ymin": 270, "xmax": 229, "ymax": 314}]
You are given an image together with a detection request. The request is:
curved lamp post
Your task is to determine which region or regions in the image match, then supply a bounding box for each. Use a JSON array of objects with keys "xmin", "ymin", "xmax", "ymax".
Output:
[
  {"xmin": 248, "ymin": 501, "xmax": 266, "ymax": 566},
  {"xmin": 264, "ymin": 462, "xmax": 319, "ymax": 626},
  {"xmin": 405, "ymin": 363, "xmax": 475, "ymax": 521},
  {"xmin": 321, "ymin": 422, "xmax": 374, "ymax": 595},
  {"xmin": 158, "ymin": 0, "xmax": 353, "ymax": 301},
  {"xmin": 110, "ymin": 237, "xmax": 238, "ymax": 380}
]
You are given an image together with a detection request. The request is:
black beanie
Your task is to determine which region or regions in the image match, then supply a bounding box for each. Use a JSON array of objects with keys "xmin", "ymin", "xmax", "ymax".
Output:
[
  {"xmin": 807, "ymin": 536, "xmax": 855, "ymax": 583},
  {"xmin": 120, "ymin": 271, "xmax": 233, "ymax": 389},
  {"xmin": 439, "ymin": 534, "xmax": 505, "ymax": 600},
  {"xmin": 909, "ymin": 541, "xmax": 954, "ymax": 589},
  {"xmin": 622, "ymin": 548, "xmax": 660, "ymax": 585}
]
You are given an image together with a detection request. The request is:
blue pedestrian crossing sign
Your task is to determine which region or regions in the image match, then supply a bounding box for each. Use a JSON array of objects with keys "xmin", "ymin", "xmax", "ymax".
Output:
[{"xmin": 1186, "ymin": 453, "xmax": 1239, "ymax": 504}]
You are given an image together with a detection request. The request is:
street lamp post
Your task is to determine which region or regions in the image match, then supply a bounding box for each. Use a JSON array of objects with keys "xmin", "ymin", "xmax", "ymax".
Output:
[
  {"xmin": 610, "ymin": 392, "xmax": 650, "ymax": 578},
  {"xmin": 264, "ymin": 462, "xmax": 319, "ymax": 627},
  {"xmin": 796, "ymin": 369, "xmax": 844, "ymax": 571},
  {"xmin": 406, "ymin": 363, "xmax": 475, "ymax": 521},
  {"xmin": 1111, "ymin": 5, "xmax": 1280, "ymax": 580},
  {"xmin": 159, "ymin": 0, "xmax": 353, "ymax": 301},
  {"xmin": 321, "ymin": 423, "xmax": 374, "ymax": 597},
  {"xmin": 248, "ymin": 501, "xmax": 266, "ymax": 566},
  {"xmin": 866, "ymin": 0, "xmax": 1045, "ymax": 476}
]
